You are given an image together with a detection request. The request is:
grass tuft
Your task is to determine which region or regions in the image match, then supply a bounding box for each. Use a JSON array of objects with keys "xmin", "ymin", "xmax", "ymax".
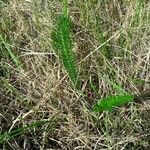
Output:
[
  {"xmin": 0, "ymin": 119, "xmax": 55, "ymax": 144},
  {"xmin": 0, "ymin": 34, "xmax": 22, "ymax": 71},
  {"xmin": 0, "ymin": 0, "xmax": 150, "ymax": 149}
]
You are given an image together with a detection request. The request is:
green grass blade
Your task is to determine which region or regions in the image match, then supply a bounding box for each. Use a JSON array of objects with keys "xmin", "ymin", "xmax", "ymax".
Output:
[
  {"xmin": 101, "ymin": 76, "xmax": 128, "ymax": 95},
  {"xmin": 1, "ymin": 79, "xmax": 25, "ymax": 100},
  {"xmin": 93, "ymin": 94, "xmax": 135, "ymax": 112},
  {"xmin": 0, "ymin": 34, "xmax": 22, "ymax": 70},
  {"xmin": 0, "ymin": 120, "xmax": 54, "ymax": 143}
]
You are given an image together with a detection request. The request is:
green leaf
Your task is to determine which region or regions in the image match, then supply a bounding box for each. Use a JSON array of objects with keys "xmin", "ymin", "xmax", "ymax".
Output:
[
  {"xmin": 51, "ymin": 14, "xmax": 80, "ymax": 88},
  {"xmin": 0, "ymin": 120, "xmax": 54, "ymax": 143},
  {"xmin": 92, "ymin": 94, "xmax": 135, "ymax": 112}
]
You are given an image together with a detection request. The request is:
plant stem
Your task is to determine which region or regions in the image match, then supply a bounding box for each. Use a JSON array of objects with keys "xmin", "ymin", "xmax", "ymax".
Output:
[{"xmin": 63, "ymin": 0, "xmax": 68, "ymax": 17}]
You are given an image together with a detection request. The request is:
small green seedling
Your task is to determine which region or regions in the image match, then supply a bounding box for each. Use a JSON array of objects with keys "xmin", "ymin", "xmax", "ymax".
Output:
[{"xmin": 92, "ymin": 94, "xmax": 135, "ymax": 112}]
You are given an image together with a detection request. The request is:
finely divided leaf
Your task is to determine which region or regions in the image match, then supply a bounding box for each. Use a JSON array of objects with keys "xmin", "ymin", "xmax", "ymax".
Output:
[
  {"xmin": 51, "ymin": 15, "xmax": 80, "ymax": 88},
  {"xmin": 93, "ymin": 95, "xmax": 135, "ymax": 112}
]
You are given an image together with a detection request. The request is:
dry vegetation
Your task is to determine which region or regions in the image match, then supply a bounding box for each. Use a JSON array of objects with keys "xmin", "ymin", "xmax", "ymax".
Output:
[{"xmin": 0, "ymin": 0, "xmax": 150, "ymax": 149}]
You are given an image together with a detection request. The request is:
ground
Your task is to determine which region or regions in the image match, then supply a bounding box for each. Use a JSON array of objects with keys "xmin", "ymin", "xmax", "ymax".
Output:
[{"xmin": 0, "ymin": 0, "xmax": 150, "ymax": 150}]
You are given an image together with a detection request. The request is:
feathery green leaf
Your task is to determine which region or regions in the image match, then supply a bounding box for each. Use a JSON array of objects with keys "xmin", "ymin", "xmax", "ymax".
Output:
[{"xmin": 51, "ymin": 15, "xmax": 80, "ymax": 88}]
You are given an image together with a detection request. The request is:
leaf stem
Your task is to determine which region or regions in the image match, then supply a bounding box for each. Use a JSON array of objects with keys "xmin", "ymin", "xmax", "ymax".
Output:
[{"xmin": 63, "ymin": 0, "xmax": 68, "ymax": 17}]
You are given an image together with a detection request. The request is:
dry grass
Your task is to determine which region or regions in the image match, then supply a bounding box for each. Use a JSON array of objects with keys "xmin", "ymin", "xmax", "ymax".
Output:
[{"xmin": 0, "ymin": 0, "xmax": 150, "ymax": 149}]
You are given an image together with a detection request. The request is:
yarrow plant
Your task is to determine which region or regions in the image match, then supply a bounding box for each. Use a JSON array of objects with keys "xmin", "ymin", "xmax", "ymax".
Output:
[
  {"xmin": 51, "ymin": 0, "xmax": 135, "ymax": 112},
  {"xmin": 51, "ymin": 0, "xmax": 80, "ymax": 89}
]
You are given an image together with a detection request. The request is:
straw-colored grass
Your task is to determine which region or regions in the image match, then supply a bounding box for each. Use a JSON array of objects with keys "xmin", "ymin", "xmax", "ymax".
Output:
[{"xmin": 0, "ymin": 0, "xmax": 150, "ymax": 149}]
